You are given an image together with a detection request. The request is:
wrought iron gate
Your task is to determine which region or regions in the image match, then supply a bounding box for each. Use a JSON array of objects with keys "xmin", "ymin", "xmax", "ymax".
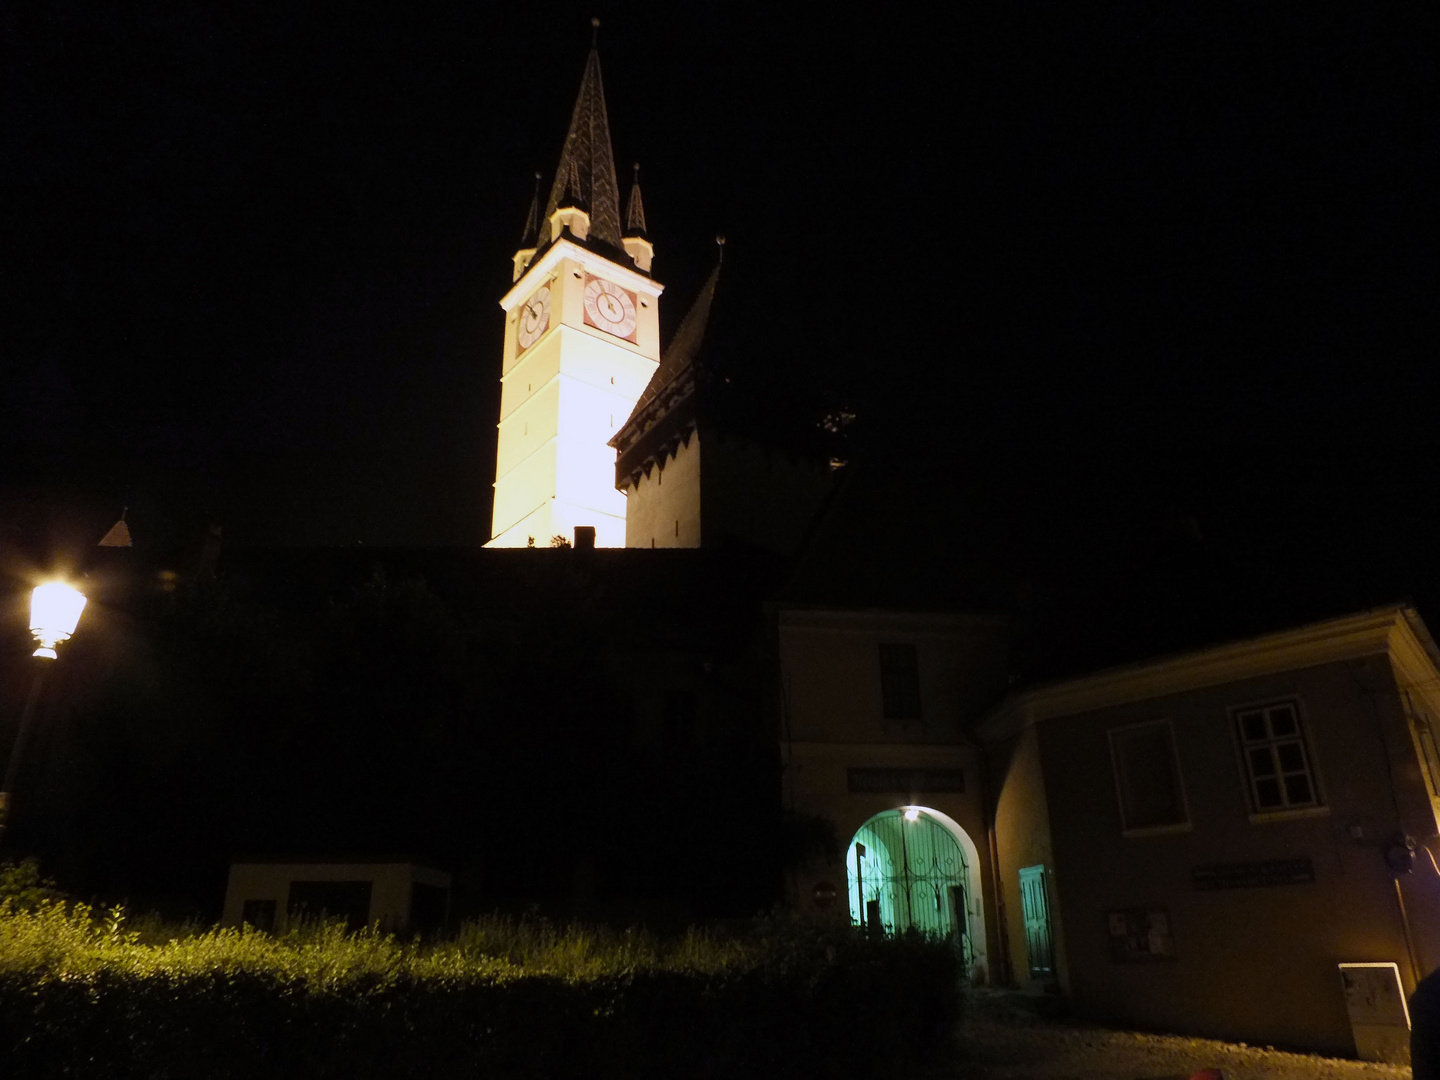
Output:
[{"xmin": 847, "ymin": 809, "xmax": 974, "ymax": 971}]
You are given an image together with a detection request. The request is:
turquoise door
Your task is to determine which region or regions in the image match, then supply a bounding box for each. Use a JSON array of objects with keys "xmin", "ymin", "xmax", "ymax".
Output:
[{"xmin": 1018, "ymin": 865, "xmax": 1054, "ymax": 980}]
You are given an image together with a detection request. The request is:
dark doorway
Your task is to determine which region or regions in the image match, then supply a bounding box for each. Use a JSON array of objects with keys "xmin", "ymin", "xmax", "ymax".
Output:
[
  {"xmin": 409, "ymin": 882, "xmax": 448, "ymax": 934},
  {"xmin": 287, "ymin": 880, "xmax": 373, "ymax": 930}
]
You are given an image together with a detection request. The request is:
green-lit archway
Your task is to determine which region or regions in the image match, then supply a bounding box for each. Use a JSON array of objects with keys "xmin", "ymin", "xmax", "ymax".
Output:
[{"xmin": 846, "ymin": 807, "xmax": 982, "ymax": 972}]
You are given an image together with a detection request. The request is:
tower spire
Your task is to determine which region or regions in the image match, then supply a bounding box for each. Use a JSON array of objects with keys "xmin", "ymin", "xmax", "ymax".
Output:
[
  {"xmin": 621, "ymin": 161, "xmax": 655, "ymax": 271},
  {"xmin": 519, "ymin": 171, "xmax": 541, "ymax": 246},
  {"xmin": 625, "ymin": 163, "xmax": 648, "ymax": 237},
  {"xmin": 535, "ymin": 29, "xmax": 623, "ymax": 251}
]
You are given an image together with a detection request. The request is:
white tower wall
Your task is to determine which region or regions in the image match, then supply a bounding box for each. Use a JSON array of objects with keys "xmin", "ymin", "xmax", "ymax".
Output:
[{"xmin": 487, "ymin": 240, "xmax": 661, "ymax": 547}]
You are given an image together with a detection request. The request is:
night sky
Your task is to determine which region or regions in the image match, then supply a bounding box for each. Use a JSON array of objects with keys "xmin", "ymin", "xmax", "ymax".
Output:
[{"xmin": 3, "ymin": 4, "xmax": 1436, "ymax": 612}]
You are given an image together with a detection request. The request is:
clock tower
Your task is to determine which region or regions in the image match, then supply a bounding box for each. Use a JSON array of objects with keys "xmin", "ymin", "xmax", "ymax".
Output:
[{"xmin": 487, "ymin": 34, "xmax": 661, "ymax": 548}]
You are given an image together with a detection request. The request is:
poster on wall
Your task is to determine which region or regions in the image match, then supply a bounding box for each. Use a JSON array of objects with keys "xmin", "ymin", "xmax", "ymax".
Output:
[{"xmin": 1107, "ymin": 908, "xmax": 1176, "ymax": 961}]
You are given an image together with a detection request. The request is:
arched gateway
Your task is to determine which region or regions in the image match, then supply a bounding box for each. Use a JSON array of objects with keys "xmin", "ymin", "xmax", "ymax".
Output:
[{"xmin": 845, "ymin": 807, "xmax": 984, "ymax": 972}]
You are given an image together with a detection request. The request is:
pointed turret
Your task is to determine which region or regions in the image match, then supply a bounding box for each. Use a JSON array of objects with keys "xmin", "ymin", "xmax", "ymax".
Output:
[
  {"xmin": 623, "ymin": 163, "xmax": 653, "ymax": 272},
  {"xmin": 537, "ymin": 29, "xmax": 622, "ymax": 255},
  {"xmin": 98, "ymin": 507, "xmax": 132, "ymax": 548},
  {"xmin": 512, "ymin": 172, "xmax": 543, "ymax": 281},
  {"xmin": 625, "ymin": 163, "xmax": 648, "ymax": 236},
  {"xmin": 563, "ymin": 156, "xmax": 586, "ymax": 209},
  {"xmin": 520, "ymin": 174, "xmax": 541, "ymax": 246}
]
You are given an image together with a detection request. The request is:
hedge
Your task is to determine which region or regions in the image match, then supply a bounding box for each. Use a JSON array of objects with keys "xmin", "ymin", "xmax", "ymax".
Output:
[{"xmin": 0, "ymin": 903, "xmax": 961, "ymax": 1079}]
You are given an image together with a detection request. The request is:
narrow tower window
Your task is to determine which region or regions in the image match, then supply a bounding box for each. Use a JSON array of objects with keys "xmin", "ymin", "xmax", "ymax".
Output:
[{"xmin": 878, "ymin": 643, "xmax": 922, "ymax": 720}]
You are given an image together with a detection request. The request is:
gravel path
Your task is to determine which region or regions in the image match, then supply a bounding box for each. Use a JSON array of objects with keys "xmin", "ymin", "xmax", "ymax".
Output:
[{"xmin": 927, "ymin": 992, "xmax": 1413, "ymax": 1080}]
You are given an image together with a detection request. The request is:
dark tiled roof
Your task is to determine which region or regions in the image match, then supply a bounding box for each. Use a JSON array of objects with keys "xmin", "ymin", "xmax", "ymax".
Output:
[
  {"xmin": 535, "ymin": 47, "xmax": 622, "ymax": 251},
  {"xmin": 608, "ymin": 252, "xmax": 841, "ymax": 495},
  {"xmin": 615, "ymin": 259, "xmax": 721, "ymax": 441}
]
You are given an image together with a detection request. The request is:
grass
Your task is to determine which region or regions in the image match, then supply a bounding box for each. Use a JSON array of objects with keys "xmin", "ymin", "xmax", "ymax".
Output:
[
  {"xmin": 0, "ymin": 899, "xmax": 781, "ymax": 986},
  {"xmin": 0, "ymin": 882, "xmax": 964, "ymax": 1078}
]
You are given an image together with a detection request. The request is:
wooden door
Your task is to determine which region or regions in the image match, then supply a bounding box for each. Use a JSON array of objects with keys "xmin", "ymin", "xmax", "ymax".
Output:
[{"xmin": 1018, "ymin": 865, "xmax": 1054, "ymax": 979}]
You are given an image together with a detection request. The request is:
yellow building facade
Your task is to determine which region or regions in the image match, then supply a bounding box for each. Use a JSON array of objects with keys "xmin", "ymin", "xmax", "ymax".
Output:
[
  {"xmin": 980, "ymin": 605, "xmax": 1440, "ymax": 1056},
  {"xmin": 777, "ymin": 606, "xmax": 1013, "ymax": 980}
]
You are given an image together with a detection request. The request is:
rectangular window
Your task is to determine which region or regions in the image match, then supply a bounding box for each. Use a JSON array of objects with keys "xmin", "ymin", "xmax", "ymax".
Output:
[
  {"xmin": 878, "ymin": 643, "xmax": 922, "ymax": 720},
  {"xmin": 1232, "ymin": 699, "xmax": 1320, "ymax": 812},
  {"xmin": 1108, "ymin": 720, "xmax": 1188, "ymax": 832}
]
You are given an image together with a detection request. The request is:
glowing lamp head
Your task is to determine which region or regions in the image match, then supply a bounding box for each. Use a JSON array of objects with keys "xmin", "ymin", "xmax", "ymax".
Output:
[
  {"xmin": 30, "ymin": 582, "xmax": 87, "ymax": 659},
  {"xmin": 903, "ymin": 808, "xmax": 922, "ymax": 823}
]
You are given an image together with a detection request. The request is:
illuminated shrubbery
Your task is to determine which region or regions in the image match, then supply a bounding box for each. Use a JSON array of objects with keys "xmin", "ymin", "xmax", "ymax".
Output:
[
  {"xmin": 0, "ymin": 858, "xmax": 68, "ymax": 911},
  {"xmin": 0, "ymin": 902, "xmax": 960, "ymax": 1079}
]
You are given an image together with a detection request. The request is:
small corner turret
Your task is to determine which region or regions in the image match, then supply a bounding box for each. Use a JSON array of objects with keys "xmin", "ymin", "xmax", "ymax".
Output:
[
  {"xmin": 623, "ymin": 163, "xmax": 653, "ymax": 273},
  {"xmin": 512, "ymin": 172, "xmax": 543, "ymax": 282},
  {"xmin": 548, "ymin": 156, "xmax": 592, "ymax": 243}
]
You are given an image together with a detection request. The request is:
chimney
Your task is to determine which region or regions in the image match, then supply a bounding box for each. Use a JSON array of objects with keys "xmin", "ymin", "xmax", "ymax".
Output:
[{"xmin": 573, "ymin": 526, "xmax": 596, "ymax": 550}]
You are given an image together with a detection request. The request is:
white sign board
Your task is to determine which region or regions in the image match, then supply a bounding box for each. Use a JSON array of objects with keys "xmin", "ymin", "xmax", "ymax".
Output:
[{"xmin": 1339, "ymin": 962, "xmax": 1410, "ymax": 1065}]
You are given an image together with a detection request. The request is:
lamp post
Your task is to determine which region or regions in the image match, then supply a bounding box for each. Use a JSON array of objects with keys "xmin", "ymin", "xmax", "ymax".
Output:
[{"xmin": 0, "ymin": 582, "xmax": 87, "ymax": 843}]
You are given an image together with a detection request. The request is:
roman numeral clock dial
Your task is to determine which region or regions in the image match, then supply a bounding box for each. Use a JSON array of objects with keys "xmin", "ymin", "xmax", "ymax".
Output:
[
  {"xmin": 582, "ymin": 273, "xmax": 638, "ymax": 343},
  {"xmin": 516, "ymin": 284, "xmax": 551, "ymax": 354}
]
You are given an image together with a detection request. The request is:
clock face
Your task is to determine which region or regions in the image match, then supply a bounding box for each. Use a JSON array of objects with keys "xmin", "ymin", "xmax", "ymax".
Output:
[
  {"xmin": 582, "ymin": 274, "xmax": 638, "ymax": 342},
  {"xmin": 516, "ymin": 285, "xmax": 552, "ymax": 353}
]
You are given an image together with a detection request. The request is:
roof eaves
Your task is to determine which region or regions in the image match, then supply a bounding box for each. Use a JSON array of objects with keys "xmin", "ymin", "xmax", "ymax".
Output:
[{"xmin": 976, "ymin": 603, "xmax": 1417, "ymax": 739}]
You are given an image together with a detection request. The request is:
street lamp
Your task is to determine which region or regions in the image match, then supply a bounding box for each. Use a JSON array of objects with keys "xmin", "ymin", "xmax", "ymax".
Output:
[
  {"xmin": 0, "ymin": 582, "xmax": 87, "ymax": 842},
  {"xmin": 29, "ymin": 582, "xmax": 88, "ymax": 659}
]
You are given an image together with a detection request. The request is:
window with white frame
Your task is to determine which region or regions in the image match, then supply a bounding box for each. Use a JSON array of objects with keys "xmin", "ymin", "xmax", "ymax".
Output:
[
  {"xmin": 1108, "ymin": 720, "xmax": 1188, "ymax": 831},
  {"xmin": 1232, "ymin": 699, "xmax": 1321, "ymax": 812}
]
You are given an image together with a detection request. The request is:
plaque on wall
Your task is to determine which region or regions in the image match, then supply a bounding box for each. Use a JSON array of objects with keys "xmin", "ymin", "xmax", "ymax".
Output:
[
  {"xmin": 1107, "ymin": 908, "xmax": 1176, "ymax": 961},
  {"xmin": 1191, "ymin": 858, "xmax": 1315, "ymax": 891},
  {"xmin": 846, "ymin": 767, "xmax": 965, "ymax": 794}
]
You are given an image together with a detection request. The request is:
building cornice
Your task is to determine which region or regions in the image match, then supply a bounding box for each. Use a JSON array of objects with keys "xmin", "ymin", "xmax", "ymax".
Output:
[
  {"xmin": 775, "ymin": 606, "xmax": 1008, "ymax": 631},
  {"xmin": 784, "ymin": 740, "xmax": 973, "ymax": 758},
  {"xmin": 977, "ymin": 605, "xmax": 1434, "ymax": 741},
  {"xmin": 500, "ymin": 237, "xmax": 663, "ymax": 312},
  {"xmin": 1388, "ymin": 613, "xmax": 1440, "ymax": 699}
]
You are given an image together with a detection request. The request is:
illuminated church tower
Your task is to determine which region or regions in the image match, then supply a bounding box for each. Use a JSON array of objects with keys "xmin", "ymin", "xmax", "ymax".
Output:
[{"xmin": 487, "ymin": 33, "xmax": 662, "ymax": 548}]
